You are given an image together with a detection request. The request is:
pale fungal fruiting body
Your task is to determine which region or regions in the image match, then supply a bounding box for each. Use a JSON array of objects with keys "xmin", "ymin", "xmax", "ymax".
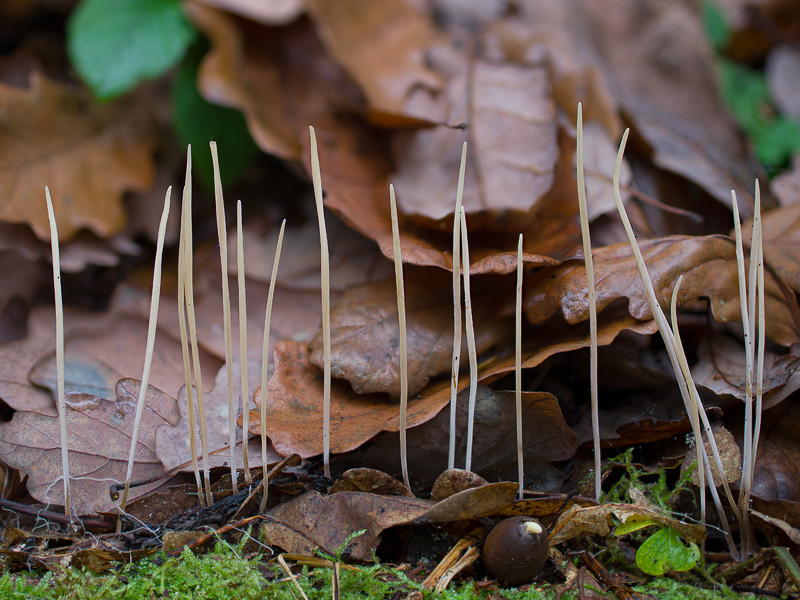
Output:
[
  {"xmin": 515, "ymin": 234, "xmax": 524, "ymax": 501},
  {"xmin": 575, "ymin": 104, "xmax": 601, "ymax": 503},
  {"xmin": 119, "ymin": 187, "xmax": 171, "ymax": 514},
  {"xmin": 308, "ymin": 126, "xmax": 332, "ymax": 479},
  {"xmin": 236, "ymin": 200, "xmax": 251, "ymax": 483},
  {"xmin": 733, "ymin": 182, "xmax": 765, "ymax": 558},
  {"xmin": 482, "ymin": 516, "xmax": 549, "ymax": 585},
  {"xmin": 611, "ymin": 129, "xmax": 741, "ymax": 559},
  {"xmin": 210, "ymin": 142, "xmax": 238, "ymax": 493},
  {"xmin": 389, "ymin": 184, "xmax": 410, "ymax": 490},
  {"xmin": 448, "ymin": 142, "xmax": 467, "ymax": 471},
  {"xmin": 176, "ymin": 147, "xmax": 204, "ymax": 505},
  {"xmin": 459, "ymin": 207, "xmax": 479, "ymax": 472},
  {"xmin": 182, "ymin": 167, "xmax": 214, "ymax": 507},
  {"xmin": 260, "ymin": 219, "xmax": 286, "ymax": 512},
  {"xmin": 45, "ymin": 187, "xmax": 71, "ymax": 520}
]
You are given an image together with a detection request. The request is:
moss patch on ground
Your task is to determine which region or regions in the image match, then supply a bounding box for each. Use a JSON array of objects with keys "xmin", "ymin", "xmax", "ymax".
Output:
[{"xmin": 0, "ymin": 541, "xmax": 761, "ymax": 600}]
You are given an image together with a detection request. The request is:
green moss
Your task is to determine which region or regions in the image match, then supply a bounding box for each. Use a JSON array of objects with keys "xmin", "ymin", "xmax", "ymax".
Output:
[{"xmin": 0, "ymin": 541, "xmax": 762, "ymax": 599}]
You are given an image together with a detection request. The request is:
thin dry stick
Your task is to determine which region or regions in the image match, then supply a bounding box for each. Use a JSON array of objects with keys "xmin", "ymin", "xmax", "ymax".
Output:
[
  {"xmin": 120, "ymin": 187, "xmax": 171, "ymax": 513},
  {"xmin": 449, "ymin": 142, "xmax": 467, "ymax": 470},
  {"xmin": 210, "ymin": 142, "xmax": 238, "ymax": 493},
  {"xmin": 176, "ymin": 147, "xmax": 204, "ymax": 505},
  {"xmin": 459, "ymin": 207, "xmax": 479, "ymax": 472},
  {"xmin": 576, "ymin": 103, "xmax": 601, "ymax": 503},
  {"xmin": 309, "ymin": 126, "xmax": 332, "ymax": 478},
  {"xmin": 515, "ymin": 233, "xmax": 524, "ymax": 500},
  {"xmin": 236, "ymin": 200, "xmax": 251, "ymax": 483},
  {"xmin": 183, "ymin": 176, "xmax": 214, "ymax": 507},
  {"xmin": 389, "ymin": 184, "xmax": 410, "ymax": 489},
  {"xmin": 45, "ymin": 187, "xmax": 71, "ymax": 520},
  {"xmin": 277, "ymin": 554, "xmax": 311, "ymax": 600},
  {"xmin": 611, "ymin": 130, "xmax": 741, "ymax": 559},
  {"xmin": 260, "ymin": 219, "xmax": 286, "ymax": 512}
]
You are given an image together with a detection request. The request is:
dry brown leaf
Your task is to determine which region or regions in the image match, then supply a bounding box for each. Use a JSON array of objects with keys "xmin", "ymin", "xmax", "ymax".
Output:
[
  {"xmin": 693, "ymin": 333, "xmax": 800, "ymax": 411},
  {"xmin": 246, "ymin": 341, "xmax": 454, "ymax": 458},
  {"xmin": 334, "ymin": 385, "xmax": 577, "ymax": 487},
  {"xmin": 0, "ymin": 378, "xmax": 177, "ymax": 514},
  {"xmin": 524, "ymin": 235, "xmax": 800, "ymax": 346},
  {"xmin": 330, "ymin": 468, "xmax": 414, "ymax": 497},
  {"xmin": 0, "ymin": 73, "xmax": 156, "ymax": 240},
  {"xmin": 549, "ymin": 502, "xmax": 706, "ymax": 547},
  {"xmin": 304, "ymin": 0, "xmax": 443, "ymax": 120},
  {"xmin": 308, "ymin": 276, "xmax": 510, "ymax": 398},
  {"xmin": 227, "ymin": 214, "xmax": 392, "ymax": 291},
  {"xmin": 155, "ymin": 362, "xmax": 281, "ymax": 473},
  {"xmin": 741, "ymin": 203, "xmax": 800, "ymax": 293},
  {"xmin": 263, "ymin": 482, "xmax": 518, "ymax": 560},
  {"xmin": 188, "ymin": 2, "xmax": 362, "ymax": 161},
  {"xmin": 391, "ymin": 58, "xmax": 558, "ymax": 219},
  {"xmin": 490, "ymin": 0, "xmax": 761, "ymax": 211}
]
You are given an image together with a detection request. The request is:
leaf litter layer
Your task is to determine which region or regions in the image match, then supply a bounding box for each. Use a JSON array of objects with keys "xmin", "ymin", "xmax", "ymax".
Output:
[{"xmin": 1, "ymin": 0, "xmax": 800, "ymax": 597}]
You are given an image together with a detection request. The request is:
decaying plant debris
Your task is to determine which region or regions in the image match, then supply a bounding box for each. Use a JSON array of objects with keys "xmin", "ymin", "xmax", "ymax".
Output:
[{"xmin": 2, "ymin": 0, "xmax": 800, "ymax": 597}]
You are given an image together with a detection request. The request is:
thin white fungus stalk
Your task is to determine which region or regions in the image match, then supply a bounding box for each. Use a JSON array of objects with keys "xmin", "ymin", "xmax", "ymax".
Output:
[
  {"xmin": 576, "ymin": 103, "xmax": 601, "ymax": 503},
  {"xmin": 210, "ymin": 142, "xmax": 238, "ymax": 493},
  {"xmin": 731, "ymin": 190, "xmax": 753, "ymax": 514},
  {"xmin": 670, "ymin": 277, "xmax": 706, "ymax": 530},
  {"xmin": 515, "ymin": 233, "xmax": 524, "ymax": 501},
  {"xmin": 751, "ymin": 185, "xmax": 765, "ymax": 471},
  {"xmin": 449, "ymin": 142, "xmax": 467, "ymax": 471},
  {"xmin": 45, "ymin": 187, "xmax": 71, "ymax": 520},
  {"xmin": 183, "ymin": 176, "xmax": 214, "ymax": 507},
  {"xmin": 236, "ymin": 200, "xmax": 251, "ymax": 483},
  {"xmin": 176, "ymin": 147, "xmax": 204, "ymax": 505},
  {"xmin": 459, "ymin": 207, "xmax": 479, "ymax": 472},
  {"xmin": 611, "ymin": 130, "xmax": 741, "ymax": 559},
  {"xmin": 260, "ymin": 219, "xmax": 286, "ymax": 512},
  {"xmin": 389, "ymin": 184, "xmax": 410, "ymax": 490},
  {"xmin": 120, "ymin": 187, "xmax": 171, "ymax": 513},
  {"xmin": 309, "ymin": 126, "xmax": 332, "ymax": 478}
]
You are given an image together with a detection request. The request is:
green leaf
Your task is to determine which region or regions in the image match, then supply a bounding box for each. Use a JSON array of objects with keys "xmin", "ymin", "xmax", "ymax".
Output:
[
  {"xmin": 635, "ymin": 527, "xmax": 700, "ymax": 576},
  {"xmin": 67, "ymin": 0, "xmax": 197, "ymax": 99},
  {"xmin": 615, "ymin": 515, "xmax": 657, "ymax": 537},
  {"xmin": 172, "ymin": 41, "xmax": 261, "ymax": 191},
  {"xmin": 701, "ymin": 0, "xmax": 731, "ymax": 51}
]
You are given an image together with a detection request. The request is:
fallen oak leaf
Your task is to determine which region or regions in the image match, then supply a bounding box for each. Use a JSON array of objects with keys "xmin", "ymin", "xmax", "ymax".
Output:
[
  {"xmin": 263, "ymin": 481, "xmax": 519, "ymax": 561},
  {"xmin": 309, "ymin": 275, "xmax": 511, "ymax": 398},
  {"xmin": 155, "ymin": 362, "xmax": 282, "ymax": 473},
  {"xmin": 0, "ymin": 72, "xmax": 156, "ymax": 240},
  {"xmin": 548, "ymin": 502, "xmax": 706, "ymax": 547},
  {"xmin": 334, "ymin": 385, "xmax": 577, "ymax": 488},
  {"xmin": 243, "ymin": 341, "xmax": 458, "ymax": 458},
  {"xmin": 524, "ymin": 235, "xmax": 800, "ymax": 346},
  {"xmin": 304, "ymin": 0, "xmax": 443, "ymax": 120},
  {"xmin": 0, "ymin": 378, "xmax": 177, "ymax": 515}
]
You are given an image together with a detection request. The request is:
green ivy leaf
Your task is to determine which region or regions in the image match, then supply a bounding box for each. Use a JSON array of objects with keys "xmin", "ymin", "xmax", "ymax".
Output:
[
  {"xmin": 172, "ymin": 41, "xmax": 261, "ymax": 191},
  {"xmin": 67, "ymin": 0, "xmax": 197, "ymax": 99},
  {"xmin": 635, "ymin": 527, "xmax": 700, "ymax": 576}
]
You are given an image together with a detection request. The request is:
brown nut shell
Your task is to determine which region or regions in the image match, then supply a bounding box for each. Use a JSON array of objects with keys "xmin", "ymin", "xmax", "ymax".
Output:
[{"xmin": 482, "ymin": 516, "xmax": 548, "ymax": 585}]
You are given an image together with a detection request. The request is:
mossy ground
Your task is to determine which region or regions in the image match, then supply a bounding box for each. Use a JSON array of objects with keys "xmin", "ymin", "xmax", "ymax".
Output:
[{"xmin": 0, "ymin": 542, "xmax": 760, "ymax": 600}]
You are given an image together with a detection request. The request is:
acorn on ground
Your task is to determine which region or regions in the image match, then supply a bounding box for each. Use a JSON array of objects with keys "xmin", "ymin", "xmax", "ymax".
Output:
[{"xmin": 482, "ymin": 516, "xmax": 549, "ymax": 585}]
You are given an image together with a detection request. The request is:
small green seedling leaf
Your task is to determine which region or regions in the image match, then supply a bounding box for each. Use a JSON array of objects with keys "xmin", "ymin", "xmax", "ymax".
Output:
[
  {"xmin": 635, "ymin": 527, "xmax": 700, "ymax": 576},
  {"xmin": 615, "ymin": 515, "xmax": 657, "ymax": 537},
  {"xmin": 68, "ymin": 0, "xmax": 197, "ymax": 99}
]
